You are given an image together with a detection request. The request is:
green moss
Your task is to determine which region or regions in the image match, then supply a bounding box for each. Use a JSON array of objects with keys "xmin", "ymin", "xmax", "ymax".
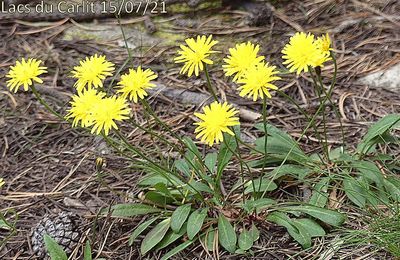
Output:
[{"xmin": 168, "ymin": 1, "xmax": 222, "ymax": 13}]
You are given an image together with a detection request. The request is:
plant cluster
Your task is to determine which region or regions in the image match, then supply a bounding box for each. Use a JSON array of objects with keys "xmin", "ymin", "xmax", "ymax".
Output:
[{"xmin": 2, "ymin": 31, "xmax": 400, "ymax": 259}]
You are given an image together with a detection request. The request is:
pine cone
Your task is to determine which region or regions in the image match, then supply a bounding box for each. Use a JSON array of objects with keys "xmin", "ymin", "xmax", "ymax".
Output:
[{"xmin": 31, "ymin": 212, "xmax": 81, "ymax": 258}]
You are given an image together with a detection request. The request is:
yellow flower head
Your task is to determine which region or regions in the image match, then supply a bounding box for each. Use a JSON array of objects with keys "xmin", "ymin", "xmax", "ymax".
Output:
[
  {"xmin": 194, "ymin": 101, "xmax": 240, "ymax": 146},
  {"xmin": 174, "ymin": 35, "xmax": 218, "ymax": 77},
  {"xmin": 71, "ymin": 54, "xmax": 115, "ymax": 92},
  {"xmin": 0, "ymin": 178, "xmax": 4, "ymax": 188},
  {"xmin": 66, "ymin": 88, "xmax": 105, "ymax": 127},
  {"xmin": 223, "ymin": 42, "xmax": 265, "ymax": 82},
  {"xmin": 315, "ymin": 33, "xmax": 332, "ymax": 54},
  {"xmin": 117, "ymin": 66, "xmax": 158, "ymax": 103},
  {"xmin": 282, "ymin": 32, "xmax": 330, "ymax": 74},
  {"xmin": 237, "ymin": 62, "xmax": 280, "ymax": 101},
  {"xmin": 91, "ymin": 96, "xmax": 130, "ymax": 136},
  {"xmin": 6, "ymin": 58, "xmax": 47, "ymax": 93}
]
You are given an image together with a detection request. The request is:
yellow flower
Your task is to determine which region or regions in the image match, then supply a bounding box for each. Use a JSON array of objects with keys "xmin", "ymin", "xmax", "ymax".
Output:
[
  {"xmin": 66, "ymin": 88, "xmax": 105, "ymax": 127},
  {"xmin": 6, "ymin": 58, "xmax": 47, "ymax": 93},
  {"xmin": 194, "ymin": 101, "xmax": 240, "ymax": 146},
  {"xmin": 116, "ymin": 66, "xmax": 157, "ymax": 102},
  {"xmin": 237, "ymin": 62, "xmax": 280, "ymax": 101},
  {"xmin": 0, "ymin": 178, "xmax": 4, "ymax": 188},
  {"xmin": 91, "ymin": 96, "xmax": 130, "ymax": 135},
  {"xmin": 315, "ymin": 33, "xmax": 332, "ymax": 54},
  {"xmin": 71, "ymin": 54, "xmax": 115, "ymax": 92},
  {"xmin": 281, "ymin": 32, "xmax": 330, "ymax": 74},
  {"xmin": 174, "ymin": 35, "xmax": 218, "ymax": 77},
  {"xmin": 223, "ymin": 42, "xmax": 265, "ymax": 82}
]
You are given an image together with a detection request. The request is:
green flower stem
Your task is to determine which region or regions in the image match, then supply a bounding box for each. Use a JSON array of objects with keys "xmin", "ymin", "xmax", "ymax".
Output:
[
  {"xmin": 112, "ymin": 129, "xmax": 205, "ymax": 201},
  {"xmin": 117, "ymin": 15, "xmax": 134, "ymax": 66},
  {"xmin": 30, "ymin": 84, "xmax": 64, "ymax": 121},
  {"xmin": 217, "ymin": 131, "xmax": 254, "ymax": 204},
  {"xmin": 258, "ymin": 96, "xmax": 269, "ymax": 198},
  {"xmin": 0, "ymin": 210, "xmax": 18, "ymax": 248},
  {"xmin": 127, "ymin": 117, "xmax": 212, "ymax": 186},
  {"xmin": 316, "ymin": 55, "xmax": 345, "ymax": 148},
  {"xmin": 260, "ymin": 61, "xmax": 340, "ymax": 198},
  {"xmin": 140, "ymin": 99, "xmax": 212, "ymax": 179},
  {"xmin": 309, "ymin": 68, "xmax": 330, "ymax": 161},
  {"xmin": 276, "ymin": 89, "xmax": 325, "ymax": 163},
  {"xmin": 203, "ymin": 64, "xmax": 218, "ymax": 102},
  {"xmin": 128, "ymin": 118, "xmax": 182, "ymax": 154}
]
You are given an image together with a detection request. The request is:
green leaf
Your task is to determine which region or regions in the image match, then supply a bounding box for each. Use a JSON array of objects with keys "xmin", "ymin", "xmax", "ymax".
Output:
[
  {"xmin": 218, "ymin": 215, "xmax": 237, "ymax": 253},
  {"xmin": 155, "ymin": 224, "xmax": 187, "ymax": 250},
  {"xmin": 0, "ymin": 219, "xmax": 11, "ymax": 230},
  {"xmin": 282, "ymin": 205, "xmax": 346, "ymax": 226},
  {"xmin": 44, "ymin": 234, "xmax": 68, "ymax": 260},
  {"xmin": 160, "ymin": 239, "xmax": 194, "ymax": 260},
  {"xmin": 84, "ymin": 240, "xmax": 92, "ymax": 260},
  {"xmin": 288, "ymin": 222, "xmax": 313, "ymax": 248},
  {"xmin": 183, "ymin": 137, "xmax": 202, "ymax": 159},
  {"xmin": 248, "ymin": 157, "xmax": 284, "ymax": 168},
  {"xmin": 171, "ymin": 204, "xmax": 191, "ymax": 233},
  {"xmin": 309, "ymin": 177, "xmax": 330, "ymax": 208},
  {"xmin": 343, "ymin": 177, "xmax": 368, "ymax": 208},
  {"xmin": 238, "ymin": 229, "xmax": 253, "ymax": 251},
  {"xmin": 249, "ymin": 224, "xmax": 260, "ymax": 242},
  {"xmin": 266, "ymin": 212, "xmax": 311, "ymax": 248},
  {"xmin": 183, "ymin": 138, "xmax": 204, "ymax": 177},
  {"xmin": 205, "ymin": 152, "xmax": 218, "ymax": 174},
  {"xmin": 138, "ymin": 173, "xmax": 184, "ymax": 187},
  {"xmin": 187, "ymin": 208, "xmax": 208, "ymax": 240},
  {"xmin": 244, "ymin": 178, "xmax": 278, "ymax": 194},
  {"xmin": 357, "ymin": 114, "xmax": 400, "ymax": 154},
  {"xmin": 105, "ymin": 203, "xmax": 161, "ymax": 217},
  {"xmin": 186, "ymin": 181, "xmax": 213, "ymax": 194},
  {"xmin": 235, "ymin": 248, "xmax": 246, "ymax": 254},
  {"xmin": 254, "ymin": 124, "xmax": 308, "ymax": 163},
  {"xmin": 141, "ymin": 218, "xmax": 171, "ymax": 255},
  {"xmin": 145, "ymin": 191, "xmax": 173, "ymax": 206},
  {"xmin": 384, "ymin": 178, "xmax": 400, "ymax": 202},
  {"xmin": 270, "ymin": 164, "xmax": 313, "ymax": 180},
  {"xmin": 351, "ymin": 161, "xmax": 384, "ymax": 185},
  {"xmin": 293, "ymin": 219, "xmax": 325, "ymax": 237},
  {"xmin": 174, "ymin": 159, "xmax": 191, "ymax": 177},
  {"xmin": 129, "ymin": 217, "xmax": 159, "ymax": 246},
  {"xmin": 217, "ymin": 126, "xmax": 239, "ymax": 176},
  {"xmin": 205, "ymin": 228, "xmax": 216, "ymax": 251},
  {"xmin": 154, "ymin": 183, "xmax": 173, "ymax": 197},
  {"xmin": 243, "ymin": 198, "xmax": 276, "ymax": 214}
]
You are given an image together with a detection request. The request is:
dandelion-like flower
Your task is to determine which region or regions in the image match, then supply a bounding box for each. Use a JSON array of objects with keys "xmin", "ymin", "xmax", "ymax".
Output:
[
  {"xmin": 116, "ymin": 66, "xmax": 157, "ymax": 102},
  {"xmin": 6, "ymin": 58, "xmax": 47, "ymax": 93},
  {"xmin": 223, "ymin": 42, "xmax": 265, "ymax": 82},
  {"xmin": 91, "ymin": 96, "xmax": 130, "ymax": 136},
  {"xmin": 281, "ymin": 32, "xmax": 330, "ymax": 74},
  {"xmin": 237, "ymin": 62, "xmax": 280, "ymax": 101},
  {"xmin": 194, "ymin": 101, "xmax": 240, "ymax": 146},
  {"xmin": 71, "ymin": 54, "xmax": 115, "ymax": 92},
  {"xmin": 314, "ymin": 33, "xmax": 333, "ymax": 67},
  {"xmin": 66, "ymin": 88, "xmax": 105, "ymax": 127},
  {"xmin": 174, "ymin": 35, "xmax": 218, "ymax": 77},
  {"xmin": 315, "ymin": 33, "xmax": 332, "ymax": 54}
]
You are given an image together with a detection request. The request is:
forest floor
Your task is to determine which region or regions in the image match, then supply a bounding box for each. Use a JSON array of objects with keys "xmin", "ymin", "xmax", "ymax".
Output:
[{"xmin": 0, "ymin": 0, "xmax": 399, "ymax": 259}]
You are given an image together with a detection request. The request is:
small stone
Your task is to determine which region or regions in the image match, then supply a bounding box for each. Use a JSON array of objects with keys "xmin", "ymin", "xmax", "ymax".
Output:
[{"xmin": 358, "ymin": 63, "xmax": 400, "ymax": 91}]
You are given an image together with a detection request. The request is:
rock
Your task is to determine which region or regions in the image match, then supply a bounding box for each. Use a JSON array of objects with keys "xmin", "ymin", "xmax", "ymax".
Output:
[
  {"xmin": 63, "ymin": 24, "xmax": 162, "ymax": 52},
  {"xmin": 358, "ymin": 63, "xmax": 400, "ymax": 91}
]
